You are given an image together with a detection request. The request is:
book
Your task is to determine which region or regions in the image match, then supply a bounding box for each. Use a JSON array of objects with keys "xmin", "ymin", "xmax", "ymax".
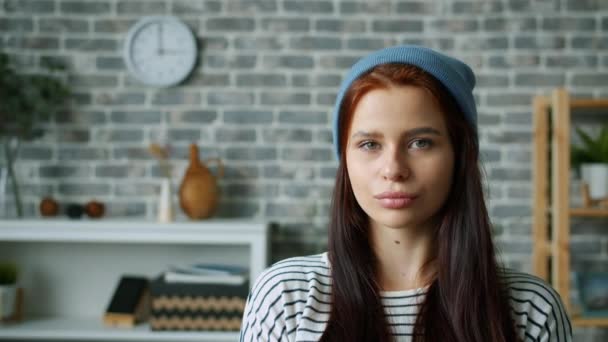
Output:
[
  {"xmin": 168, "ymin": 263, "xmax": 248, "ymax": 276},
  {"xmin": 163, "ymin": 262, "xmax": 248, "ymax": 285},
  {"xmin": 103, "ymin": 276, "xmax": 150, "ymax": 328},
  {"xmin": 164, "ymin": 270, "xmax": 247, "ymax": 285}
]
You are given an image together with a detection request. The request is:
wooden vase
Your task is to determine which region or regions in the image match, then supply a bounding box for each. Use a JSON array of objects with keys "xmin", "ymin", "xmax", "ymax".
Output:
[{"xmin": 179, "ymin": 144, "xmax": 224, "ymax": 219}]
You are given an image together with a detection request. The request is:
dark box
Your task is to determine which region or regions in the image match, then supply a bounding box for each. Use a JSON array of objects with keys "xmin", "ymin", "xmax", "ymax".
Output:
[{"xmin": 149, "ymin": 275, "xmax": 249, "ymax": 331}]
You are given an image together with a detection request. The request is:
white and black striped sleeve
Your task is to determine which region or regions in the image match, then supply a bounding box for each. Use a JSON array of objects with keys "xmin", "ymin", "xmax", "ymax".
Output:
[
  {"xmin": 503, "ymin": 270, "xmax": 573, "ymax": 342},
  {"xmin": 239, "ymin": 268, "xmax": 289, "ymax": 342},
  {"xmin": 536, "ymin": 288, "xmax": 572, "ymax": 342}
]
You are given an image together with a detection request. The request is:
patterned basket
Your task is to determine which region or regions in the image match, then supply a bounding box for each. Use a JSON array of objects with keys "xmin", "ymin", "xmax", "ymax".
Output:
[{"xmin": 149, "ymin": 275, "xmax": 249, "ymax": 331}]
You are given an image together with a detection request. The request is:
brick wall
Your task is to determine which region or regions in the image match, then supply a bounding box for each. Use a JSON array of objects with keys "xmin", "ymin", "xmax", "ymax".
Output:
[{"xmin": 1, "ymin": 1, "xmax": 608, "ymax": 339}]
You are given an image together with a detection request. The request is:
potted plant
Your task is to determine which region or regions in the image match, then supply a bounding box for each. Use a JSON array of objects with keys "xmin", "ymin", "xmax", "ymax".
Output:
[
  {"xmin": 0, "ymin": 52, "xmax": 71, "ymax": 217},
  {"xmin": 571, "ymin": 125, "xmax": 608, "ymax": 200},
  {"xmin": 0, "ymin": 262, "xmax": 17, "ymax": 320}
]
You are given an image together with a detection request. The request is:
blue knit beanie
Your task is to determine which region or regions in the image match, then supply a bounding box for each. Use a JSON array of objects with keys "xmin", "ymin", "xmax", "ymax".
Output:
[{"xmin": 332, "ymin": 45, "xmax": 477, "ymax": 160}]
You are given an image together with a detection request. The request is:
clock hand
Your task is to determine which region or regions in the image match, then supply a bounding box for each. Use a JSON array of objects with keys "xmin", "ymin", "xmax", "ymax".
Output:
[
  {"xmin": 157, "ymin": 23, "xmax": 162, "ymax": 55},
  {"xmin": 159, "ymin": 22, "xmax": 164, "ymax": 55},
  {"xmin": 160, "ymin": 50, "xmax": 188, "ymax": 55}
]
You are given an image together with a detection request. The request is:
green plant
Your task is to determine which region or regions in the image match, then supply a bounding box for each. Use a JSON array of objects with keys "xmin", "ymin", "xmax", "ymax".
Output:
[
  {"xmin": 0, "ymin": 52, "xmax": 71, "ymax": 217},
  {"xmin": 571, "ymin": 125, "xmax": 608, "ymax": 171},
  {"xmin": 0, "ymin": 262, "xmax": 17, "ymax": 285}
]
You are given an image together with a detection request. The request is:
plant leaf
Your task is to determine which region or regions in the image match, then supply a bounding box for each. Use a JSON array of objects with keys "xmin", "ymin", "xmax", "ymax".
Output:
[
  {"xmin": 572, "ymin": 125, "xmax": 608, "ymax": 165},
  {"xmin": 0, "ymin": 51, "xmax": 71, "ymax": 143},
  {"xmin": 575, "ymin": 127, "xmax": 597, "ymax": 154}
]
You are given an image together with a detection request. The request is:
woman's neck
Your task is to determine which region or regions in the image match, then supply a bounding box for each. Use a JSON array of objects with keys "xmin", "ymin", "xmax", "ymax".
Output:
[{"xmin": 369, "ymin": 220, "xmax": 437, "ymax": 291}]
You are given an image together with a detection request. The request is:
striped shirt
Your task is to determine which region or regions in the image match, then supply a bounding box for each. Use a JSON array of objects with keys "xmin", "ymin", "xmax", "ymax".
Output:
[{"xmin": 240, "ymin": 252, "xmax": 572, "ymax": 342}]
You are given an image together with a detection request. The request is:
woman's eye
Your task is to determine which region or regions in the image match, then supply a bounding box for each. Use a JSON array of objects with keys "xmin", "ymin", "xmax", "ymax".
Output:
[
  {"xmin": 359, "ymin": 141, "xmax": 379, "ymax": 150},
  {"xmin": 410, "ymin": 139, "xmax": 432, "ymax": 149}
]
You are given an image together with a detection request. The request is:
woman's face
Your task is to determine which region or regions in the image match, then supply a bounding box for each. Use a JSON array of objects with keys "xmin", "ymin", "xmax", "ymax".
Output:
[{"xmin": 345, "ymin": 85, "xmax": 455, "ymax": 231}]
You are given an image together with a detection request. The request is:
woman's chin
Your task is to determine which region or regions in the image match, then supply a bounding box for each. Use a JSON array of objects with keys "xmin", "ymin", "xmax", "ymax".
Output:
[{"xmin": 370, "ymin": 211, "xmax": 420, "ymax": 230}]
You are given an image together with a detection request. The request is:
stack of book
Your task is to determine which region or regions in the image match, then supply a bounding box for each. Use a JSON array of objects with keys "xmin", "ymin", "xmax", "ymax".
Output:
[
  {"xmin": 163, "ymin": 263, "xmax": 248, "ymax": 285},
  {"xmin": 149, "ymin": 262, "xmax": 250, "ymax": 331}
]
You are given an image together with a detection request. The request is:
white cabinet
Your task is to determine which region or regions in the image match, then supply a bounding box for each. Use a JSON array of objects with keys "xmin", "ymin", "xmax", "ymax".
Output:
[{"xmin": 0, "ymin": 219, "xmax": 270, "ymax": 341}]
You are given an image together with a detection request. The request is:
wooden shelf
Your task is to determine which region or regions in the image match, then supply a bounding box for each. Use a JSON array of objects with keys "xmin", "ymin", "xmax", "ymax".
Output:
[
  {"xmin": 0, "ymin": 316, "xmax": 239, "ymax": 341},
  {"xmin": 570, "ymin": 99, "xmax": 608, "ymax": 109},
  {"xmin": 572, "ymin": 316, "xmax": 608, "ymax": 328},
  {"xmin": 532, "ymin": 89, "xmax": 608, "ymax": 328},
  {"xmin": 570, "ymin": 208, "xmax": 608, "ymax": 218}
]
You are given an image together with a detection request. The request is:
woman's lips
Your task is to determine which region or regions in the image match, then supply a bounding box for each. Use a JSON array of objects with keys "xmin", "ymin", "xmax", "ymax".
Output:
[{"xmin": 374, "ymin": 192, "xmax": 418, "ymax": 209}]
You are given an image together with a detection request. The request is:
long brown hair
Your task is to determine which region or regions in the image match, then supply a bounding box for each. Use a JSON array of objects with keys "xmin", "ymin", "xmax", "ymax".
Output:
[{"xmin": 320, "ymin": 64, "xmax": 519, "ymax": 341}]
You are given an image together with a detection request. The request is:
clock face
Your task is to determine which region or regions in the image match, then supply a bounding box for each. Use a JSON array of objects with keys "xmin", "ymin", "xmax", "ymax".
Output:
[{"xmin": 124, "ymin": 16, "xmax": 197, "ymax": 87}]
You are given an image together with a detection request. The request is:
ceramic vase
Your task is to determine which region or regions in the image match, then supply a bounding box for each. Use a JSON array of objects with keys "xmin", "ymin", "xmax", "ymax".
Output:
[
  {"xmin": 157, "ymin": 178, "xmax": 174, "ymax": 222},
  {"xmin": 0, "ymin": 285, "xmax": 16, "ymax": 319},
  {"xmin": 581, "ymin": 163, "xmax": 608, "ymax": 199}
]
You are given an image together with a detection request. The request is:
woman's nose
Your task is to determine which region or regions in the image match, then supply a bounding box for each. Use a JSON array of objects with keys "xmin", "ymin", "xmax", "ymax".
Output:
[{"xmin": 381, "ymin": 148, "xmax": 409, "ymax": 181}]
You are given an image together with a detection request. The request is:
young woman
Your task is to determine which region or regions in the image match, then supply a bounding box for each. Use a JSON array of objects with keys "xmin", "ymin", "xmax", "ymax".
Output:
[{"xmin": 239, "ymin": 45, "xmax": 572, "ymax": 342}]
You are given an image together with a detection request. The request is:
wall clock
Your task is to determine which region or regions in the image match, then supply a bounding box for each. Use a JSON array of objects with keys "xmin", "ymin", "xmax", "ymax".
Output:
[{"xmin": 123, "ymin": 16, "xmax": 197, "ymax": 87}]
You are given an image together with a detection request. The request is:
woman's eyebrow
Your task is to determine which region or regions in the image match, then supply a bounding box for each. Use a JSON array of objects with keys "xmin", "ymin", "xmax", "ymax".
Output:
[
  {"xmin": 350, "ymin": 131, "xmax": 380, "ymax": 139},
  {"xmin": 404, "ymin": 127, "xmax": 442, "ymax": 137},
  {"xmin": 350, "ymin": 127, "xmax": 442, "ymax": 140}
]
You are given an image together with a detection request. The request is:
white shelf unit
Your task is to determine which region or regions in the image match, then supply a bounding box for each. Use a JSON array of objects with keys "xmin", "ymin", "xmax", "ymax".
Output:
[
  {"xmin": 0, "ymin": 317, "xmax": 238, "ymax": 341},
  {"xmin": 0, "ymin": 219, "xmax": 270, "ymax": 342}
]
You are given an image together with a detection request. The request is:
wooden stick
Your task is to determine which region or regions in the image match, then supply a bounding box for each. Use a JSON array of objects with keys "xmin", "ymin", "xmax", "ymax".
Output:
[
  {"xmin": 552, "ymin": 88, "xmax": 571, "ymax": 314},
  {"xmin": 532, "ymin": 95, "xmax": 550, "ymax": 280}
]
